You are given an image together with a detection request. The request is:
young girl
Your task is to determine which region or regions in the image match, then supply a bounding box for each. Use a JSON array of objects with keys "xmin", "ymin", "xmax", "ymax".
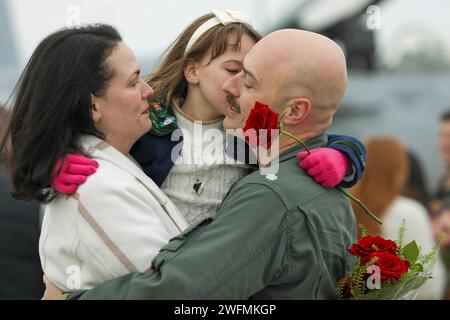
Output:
[{"xmin": 52, "ymin": 9, "xmax": 366, "ymax": 225}]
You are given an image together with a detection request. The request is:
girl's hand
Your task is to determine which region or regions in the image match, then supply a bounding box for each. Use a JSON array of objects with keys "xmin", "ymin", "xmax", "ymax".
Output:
[
  {"xmin": 297, "ymin": 148, "xmax": 350, "ymax": 188},
  {"xmin": 50, "ymin": 154, "xmax": 98, "ymax": 194}
]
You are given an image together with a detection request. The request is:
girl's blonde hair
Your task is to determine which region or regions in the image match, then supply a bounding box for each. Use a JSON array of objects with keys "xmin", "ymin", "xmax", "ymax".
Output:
[
  {"xmin": 146, "ymin": 13, "xmax": 262, "ymax": 104},
  {"xmin": 351, "ymin": 137, "xmax": 410, "ymax": 237}
]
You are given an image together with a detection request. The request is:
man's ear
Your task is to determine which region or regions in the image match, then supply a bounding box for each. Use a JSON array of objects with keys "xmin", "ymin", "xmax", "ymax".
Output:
[
  {"xmin": 90, "ymin": 94, "xmax": 102, "ymax": 123},
  {"xmin": 282, "ymin": 98, "xmax": 311, "ymax": 125},
  {"xmin": 184, "ymin": 60, "xmax": 200, "ymax": 85}
]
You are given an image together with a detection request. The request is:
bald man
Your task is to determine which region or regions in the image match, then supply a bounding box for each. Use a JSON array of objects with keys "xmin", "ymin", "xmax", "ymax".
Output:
[
  {"xmin": 60, "ymin": 29, "xmax": 357, "ymax": 300},
  {"xmin": 223, "ymin": 29, "xmax": 347, "ymax": 140}
]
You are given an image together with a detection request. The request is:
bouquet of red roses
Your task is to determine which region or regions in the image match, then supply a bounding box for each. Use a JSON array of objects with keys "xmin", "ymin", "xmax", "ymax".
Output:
[{"xmin": 338, "ymin": 224, "xmax": 439, "ymax": 300}]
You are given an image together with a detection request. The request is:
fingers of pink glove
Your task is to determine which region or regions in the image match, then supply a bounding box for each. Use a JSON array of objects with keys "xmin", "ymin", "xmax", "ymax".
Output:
[
  {"xmin": 313, "ymin": 163, "xmax": 340, "ymax": 187},
  {"xmin": 296, "ymin": 151, "xmax": 309, "ymax": 160},
  {"xmin": 306, "ymin": 164, "xmax": 324, "ymax": 177},
  {"xmin": 53, "ymin": 182, "xmax": 78, "ymax": 194},
  {"xmin": 296, "ymin": 148, "xmax": 320, "ymax": 160},
  {"xmin": 320, "ymin": 178, "xmax": 339, "ymax": 188},
  {"xmin": 66, "ymin": 154, "xmax": 99, "ymax": 168},
  {"xmin": 312, "ymin": 172, "xmax": 329, "ymax": 184},
  {"xmin": 298, "ymin": 153, "xmax": 320, "ymax": 170},
  {"xmin": 60, "ymin": 174, "xmax": 87, "ymax": 185},
  {"xmin": 67, "ymin": 164, "xmax": 97, "ymax": 176}
]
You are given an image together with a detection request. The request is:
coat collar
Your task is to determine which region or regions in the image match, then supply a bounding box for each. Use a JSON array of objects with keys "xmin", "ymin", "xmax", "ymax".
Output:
[
  {"xmin": 80, "ymin": 135, "xmax": 172, "ymax": 208},
  {"xmin": 279, "ymin": 134, "xmax": 328, "ymax": 163},
  {"xmin": 225, "ymin": 133, "xmax": 328, "ymax": 168}
]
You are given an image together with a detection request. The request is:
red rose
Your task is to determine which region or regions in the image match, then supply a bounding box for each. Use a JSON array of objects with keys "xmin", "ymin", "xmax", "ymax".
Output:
[
  {"xmin": 348, "ymin": 235, "xmax": 398, "ymax": 261},
  {"xmin": 243, "ymin": 101, "xmax": 279, "ymax": 149},
  {"xmin": 365, "ymin": 251, "xmax": 410, "ymax": 283}
]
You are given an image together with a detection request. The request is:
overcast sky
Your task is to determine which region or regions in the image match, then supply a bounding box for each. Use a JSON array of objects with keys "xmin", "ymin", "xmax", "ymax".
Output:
[
  {"xmin": 6, "ymin": 0, "xmax": 292, "ymax": 68},
  {"xmin": 4, "ymin": 0, "xmax": 450, "ymax": 69}
]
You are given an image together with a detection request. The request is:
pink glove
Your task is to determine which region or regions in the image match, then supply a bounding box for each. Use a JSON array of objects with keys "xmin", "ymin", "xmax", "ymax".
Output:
[
  {"xmin": 50, "ymin": 153, "xmax": 99, "ymax": 194},
  {"xmin": 296, "ymin": 148, "xmax": 350, "ymax": 188}
]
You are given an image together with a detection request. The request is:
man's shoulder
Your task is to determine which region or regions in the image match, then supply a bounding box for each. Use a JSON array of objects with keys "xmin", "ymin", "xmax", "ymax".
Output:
[
  {"xmin": 225, "ymin": 172, "xmax": 287, "ymax": 209},
  {"xmin": 235, "ymin": 157, "xmax": 334, "ymax": 207},
  {"xmin": 232, "ymin": 156, "xmax": 355, "ymax": 227}
]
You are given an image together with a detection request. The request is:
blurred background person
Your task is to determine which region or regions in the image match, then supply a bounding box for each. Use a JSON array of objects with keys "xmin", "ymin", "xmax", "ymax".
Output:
[
  {"xmin": 432, "ymin": 205, "xmax": 450, "ymax": 299},
  {"xmin": 0, "ymin": 104, "xmax": 44, "ymax": 299},
  {"xmin": 432, "ymin": 110, "xmax": 450, "ymax": 298},
  {"xmin": 434, "ymin": 110, "xmax": 450, "ymax": 209},
  {"xmin": 432, "ymin": 207, "xmax": 450, "ymax": 249},
  {"xmin": 351, "ymin": 136, "xmax": 446, "ymax": 300}
]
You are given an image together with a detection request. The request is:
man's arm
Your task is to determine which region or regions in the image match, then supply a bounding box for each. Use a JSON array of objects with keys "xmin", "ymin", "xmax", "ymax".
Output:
[{"xmin": 67, "ymin": 183, "xmax": 288, "ymax": 299}]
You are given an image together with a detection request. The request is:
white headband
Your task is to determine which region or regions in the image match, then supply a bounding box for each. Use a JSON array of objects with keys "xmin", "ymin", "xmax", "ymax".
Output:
[{"xmin": 185, "ymin": 9, "xmax": 254, "ymax": 54}]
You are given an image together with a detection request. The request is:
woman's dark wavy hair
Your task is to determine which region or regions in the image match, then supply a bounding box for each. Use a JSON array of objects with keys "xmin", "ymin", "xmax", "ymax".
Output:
[{"xmin": 0, "ymin": 24, "xmax": 122, "ymax": 203}]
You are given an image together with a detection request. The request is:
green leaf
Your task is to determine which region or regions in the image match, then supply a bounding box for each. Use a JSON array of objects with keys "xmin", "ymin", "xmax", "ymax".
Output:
[
  {"xmin": 403, "ymin": 241, "xmax": 420, "ymax": 264},
  {"xmin": 414, "ymin": 263, "xmax": 424, "ymax": 273}
]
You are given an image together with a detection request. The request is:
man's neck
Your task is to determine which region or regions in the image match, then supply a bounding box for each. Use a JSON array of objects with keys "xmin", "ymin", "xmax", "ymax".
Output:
[
  {"xmin": 278, "ymin": 130, "xmax": 316, "ymax": 155},
  {"xmin": 256, "ymin": 133, "xmax": 312, "ymax": 169}
]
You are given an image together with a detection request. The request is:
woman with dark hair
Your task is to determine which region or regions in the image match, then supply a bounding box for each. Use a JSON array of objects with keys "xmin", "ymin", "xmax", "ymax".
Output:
[{"xmin": 1, "ymin": 24, "xmax": 189, "ymax": 292}]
